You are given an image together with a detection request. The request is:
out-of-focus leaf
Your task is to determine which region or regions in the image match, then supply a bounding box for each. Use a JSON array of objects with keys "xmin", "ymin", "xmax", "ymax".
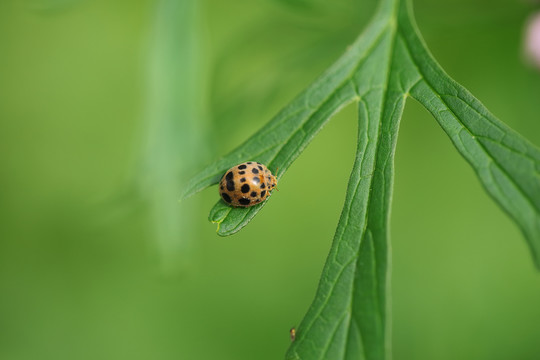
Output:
[{"xmin": 138, "ymin": 0, "xmax": 208, "ymax": 270}]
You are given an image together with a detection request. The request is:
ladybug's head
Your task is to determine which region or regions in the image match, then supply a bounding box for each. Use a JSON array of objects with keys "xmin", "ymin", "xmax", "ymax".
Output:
[{"xmin": 268, "ymin": 173, "xmax": 278, "ymax": 191}]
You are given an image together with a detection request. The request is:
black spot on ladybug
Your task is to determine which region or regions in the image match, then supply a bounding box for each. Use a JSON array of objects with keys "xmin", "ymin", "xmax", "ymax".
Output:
[
  {"xmin": 257, "ymin": 162, "xmax": 262, "ymax": 165},
  {"xmin": 238, "ymin": 164, "xmax": 247, "ymax": 170},
  {"xmin": 238, "ymin": 171, "xmax": 245, "ymax": 175},
  {"xmin": 252, "ymin": 168, "xmax": 259, "ymax": 174},
  {"xmin": 239, "ymin": 198, "xmax": 250, "ymax": 205},
  {"xmin": 247, "ymin": 162, "xmax": 252, "ymax": 164},
  {"xmin": 261, "ymin": 190, "xmax": 266, "ymax": 197},
  {"xmin": 256, "ymin": 198, "xmax": 260, "ymax": 202},
  {"xmin": 221, "ymin": 193, "xmax": 232, "ymax": 203},
  {"xmin": 241, "ymin": 184, "xmax": 250, "ymax": 193},
  {"xmin": 250, "ymin": 191, "xmax": 257, "ymax": 197},
  {"xmin": 220, "ymin": 185, "xmax": 224, "ymax": 190},
  {"xmin": 240, "ymin": 178, "xmax": 246, "ymax": 183},
  {"xmin": 257, "ymin": 165, "xmax": 263, "ymax": 171},
  {"xmin": 252, "ymin": 177, "xmax": 260, "ymax": 184},
  {"xmin": 226, "ymin": 171, "xmax": 233, "ymax": 180},
  {"xmin": 260, "ymin": 183, "xmax": 266, "ymax": 189},
  {"xmin": 226, "ymin": 180, "xmax": 235, "ymax": 191}
]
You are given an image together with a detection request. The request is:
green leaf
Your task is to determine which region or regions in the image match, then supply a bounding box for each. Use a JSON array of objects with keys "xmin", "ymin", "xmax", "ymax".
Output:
[
  {"xmin": 396, "ymin": 2, "xmax": 540, "ymax": 268},
  {"xmin": 183, "ymin": 0, "xmax": 540, "ymax": 358},
  {"xmin": 138, "ymin": 0, "xmax": 209, "ymax": 269},
  {"xmin": 181, "ymin": 24, "xmax": 368, "ymax": 235},
  {"xmin": 286, "ymin": 4, "xmax": 411, "ymax": 360},
  {"xmin": 182, "ymin": 1, "xmax": 400, "ymax": 236},
  {"xmin": 286, "ymin": 1, "xmax": 540, "ymax": 359}
]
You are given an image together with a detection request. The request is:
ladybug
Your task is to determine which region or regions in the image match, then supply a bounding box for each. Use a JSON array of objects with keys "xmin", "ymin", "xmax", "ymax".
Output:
[{"xmin": 219, "ymin": 161, "xmax": 277, "ymax": 207}]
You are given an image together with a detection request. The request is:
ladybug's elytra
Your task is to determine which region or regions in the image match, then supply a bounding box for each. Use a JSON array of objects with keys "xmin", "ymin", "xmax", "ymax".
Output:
[{"xmin": 219, "ymin": 162, "xmax": 277, "ymax": 207}]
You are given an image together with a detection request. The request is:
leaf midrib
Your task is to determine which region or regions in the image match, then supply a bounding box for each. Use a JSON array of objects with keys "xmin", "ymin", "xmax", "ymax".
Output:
[
  {"xmin": 340, "ymin": 12, "xmax": 399, "ymax": 358},
  {"xmin": 310, "ymin": 18, "xmax": 400, "ymax": 360}
]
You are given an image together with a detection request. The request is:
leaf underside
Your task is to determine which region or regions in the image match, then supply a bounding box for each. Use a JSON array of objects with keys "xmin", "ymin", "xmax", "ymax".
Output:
[{"xmin": 182, "ymin": 0, "xmax": 540, "ymax": 359}]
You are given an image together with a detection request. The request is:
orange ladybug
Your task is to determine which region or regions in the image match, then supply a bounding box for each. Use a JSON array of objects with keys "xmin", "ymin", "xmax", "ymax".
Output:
[{"xmin": 219, "ymin": 162, "xmax": 277, "ymax": 207}]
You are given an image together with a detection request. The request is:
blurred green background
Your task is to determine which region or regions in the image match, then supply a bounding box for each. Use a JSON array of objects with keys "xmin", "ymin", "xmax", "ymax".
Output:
[{"xmin": 1, "ymin": 0, "xmax": 540, "ymax": 359}]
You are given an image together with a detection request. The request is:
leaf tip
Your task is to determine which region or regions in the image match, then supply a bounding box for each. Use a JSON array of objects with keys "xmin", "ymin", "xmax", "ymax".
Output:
[
  {"xmin": 211, "ymin": 219, "xmax": 222, "ymax": 234},
  {"xmin": 210, "ymin": 215, "xmax": 230, "ymax": 237},
  {"xmin": 178, "ymin": 185, "xmax": 196, "ymax": 203},
  {"xmin": 208, "ymin": 200, "xmax": 233, "ymax": 236}
]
